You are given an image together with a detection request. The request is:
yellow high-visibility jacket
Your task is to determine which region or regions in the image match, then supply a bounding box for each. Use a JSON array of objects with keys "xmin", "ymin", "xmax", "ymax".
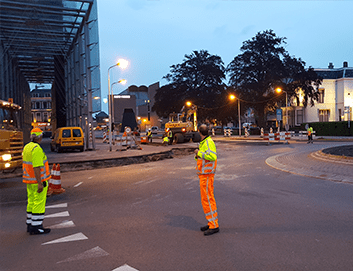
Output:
[
  {"xmin": 22, "ymin": 142, "xmax": 50, "ymax": 184},
  {"xmin": 195, "ymin": 136, "xmax": 217, "ymax": 175}
]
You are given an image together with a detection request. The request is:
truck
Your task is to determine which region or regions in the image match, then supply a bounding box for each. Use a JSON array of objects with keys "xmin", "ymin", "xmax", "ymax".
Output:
[
  {"xmin": 0, "ymin": 99, "xmax": 23, "ymax": 172},
  {"xmin": 165, "ymin": 104, "xmax": 201, "ymax": 143}
]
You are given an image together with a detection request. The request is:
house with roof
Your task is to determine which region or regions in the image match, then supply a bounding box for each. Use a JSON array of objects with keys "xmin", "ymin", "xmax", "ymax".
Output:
[{"xmin": 286, "ymin": 61, "xmax": 353, "ymax": 127}]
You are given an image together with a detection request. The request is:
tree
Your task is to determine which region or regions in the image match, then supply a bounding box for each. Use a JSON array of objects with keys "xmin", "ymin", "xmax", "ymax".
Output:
[
  {"xmin": 227, "ymin": 29, "xmax": 322, "ymax": 127},
  {"xmin": 152, "ymin": 50, "xmax": 227, "ymax": 122}
]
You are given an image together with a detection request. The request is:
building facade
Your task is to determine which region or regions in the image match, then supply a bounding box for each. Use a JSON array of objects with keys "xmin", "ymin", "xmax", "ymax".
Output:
[
  {"xmin": 30, "ymin": 87, "xmax": 52, "ymax": 132},
  {"xmin": 282, "ymin": 62, "xmax": 353, "ymax": 128}
]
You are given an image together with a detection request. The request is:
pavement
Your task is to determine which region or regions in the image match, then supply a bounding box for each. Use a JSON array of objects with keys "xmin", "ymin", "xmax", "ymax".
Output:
[{"xmin": 1, "ymin": 135, "xmax": 353, "ymax": 183}]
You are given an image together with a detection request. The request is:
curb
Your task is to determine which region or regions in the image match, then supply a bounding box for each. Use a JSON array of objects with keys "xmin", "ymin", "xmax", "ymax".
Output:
[{"xmin": 0, "ymin": 147, "xmax": 197, "ymax": 179}]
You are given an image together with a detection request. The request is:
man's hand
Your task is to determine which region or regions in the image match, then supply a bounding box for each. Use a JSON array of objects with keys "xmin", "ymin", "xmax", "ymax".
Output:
[
  {"xmin": 194, "ymin": 149, "xmax": 199, "ymax": 155},
  {"xmin": 37, "ymin": 182, "xmax": 44, "ymax": 193}
]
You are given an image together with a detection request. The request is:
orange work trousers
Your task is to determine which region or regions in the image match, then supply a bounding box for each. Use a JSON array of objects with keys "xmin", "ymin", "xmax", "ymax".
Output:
[{"xmin": 199, "ymin": 174, "xmax": 219, "ymax": 229}]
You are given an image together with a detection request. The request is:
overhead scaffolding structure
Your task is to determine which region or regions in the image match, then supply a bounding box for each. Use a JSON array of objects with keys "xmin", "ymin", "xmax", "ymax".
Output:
[{"xmin": 0, "ymin": 0, "xmax": 101, "ymax": 149}]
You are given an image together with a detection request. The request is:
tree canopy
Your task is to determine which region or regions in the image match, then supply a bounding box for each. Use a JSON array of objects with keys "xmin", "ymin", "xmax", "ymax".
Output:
[
  {"xmin": 152, "ymin": 50, "xmax": 228, "ymax": 122},
  {"xmin": 153, "ymin": 30, "xmax": 322, "ymax": 127},
  {"xmin": 227, "ymin": 29, "xmax": 322, "ymax": 127}
]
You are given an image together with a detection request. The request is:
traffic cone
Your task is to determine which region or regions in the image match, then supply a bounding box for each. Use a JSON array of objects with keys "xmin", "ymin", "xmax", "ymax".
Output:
[
  {"xmin": 47, "ymin": 164, "xmax": 55, "ymax": 196},
  {"xmin": 51, "ymin": 163, "xmax": 65, "ymax": 194}
]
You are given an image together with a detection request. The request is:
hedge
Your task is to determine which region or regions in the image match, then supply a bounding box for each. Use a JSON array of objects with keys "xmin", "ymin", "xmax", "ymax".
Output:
[{"xmin": 300, "ymin": 121, "xmax": 353, "ymax": 136}]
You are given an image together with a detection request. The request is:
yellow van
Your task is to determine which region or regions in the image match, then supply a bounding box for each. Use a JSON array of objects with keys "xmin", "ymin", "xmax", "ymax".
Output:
[{"xmin": 50, "ymin": 127, "xmax": 84, "ymax": 152}]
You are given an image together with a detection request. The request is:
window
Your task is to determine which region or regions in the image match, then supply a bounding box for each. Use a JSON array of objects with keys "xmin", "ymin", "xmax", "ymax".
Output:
[
  {"xmin": 36, "ymin": 112, "xmax": 41, "ymax": 122},
  {"xmin": 73, "ymin": 129, "xmax": 82, "ymax": 137},
  {"xmin": 43, "ymin": 113, "xmax": 48, "ymax": 122},
  {"xmin": 62, "ymin": 129, "xmax": 71, "ymax": 138},
  {"xmin": 43, "ymin": 102, "xmax": 47, "ymax": 109},
  {"xmin": 338, "ymin": 109, "xmax": 342, "ymax": 121},
  {"xmin": 36, "ymin": 102, "xmax": 40, "ymax": 109},
  {"xmin": 295, "ymin": 109, "xmax": 303, "ymax": 126},
  {"xmin": 318, "ymin": 88, "xmax": 325, "ymax": 103},
  {"xmin": 319, "ymin": 109, "xmax": 329, "ymax": 122}
]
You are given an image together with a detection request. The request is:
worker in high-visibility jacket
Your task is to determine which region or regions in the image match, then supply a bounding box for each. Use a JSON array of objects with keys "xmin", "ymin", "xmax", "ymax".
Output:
[
  {"xmin": 22, "ymin": 128, "xmax": 51, "ymax": 235},
  {"xmin": 307, "ymin": 126, "xmax": 313, "ymax": 144},
  {"xmin": 194, "ymin": 124, "xmax": 219, "ymax": 236}
]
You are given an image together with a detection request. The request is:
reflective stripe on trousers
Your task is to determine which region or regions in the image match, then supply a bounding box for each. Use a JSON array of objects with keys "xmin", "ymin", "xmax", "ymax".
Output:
[
  {"xmin": 26, "ymin": 182, "xmax": 48, "ymax": 226},
  {"xmin": 199, "ymin": 174, "xmax": 218, "ymax": 229}
]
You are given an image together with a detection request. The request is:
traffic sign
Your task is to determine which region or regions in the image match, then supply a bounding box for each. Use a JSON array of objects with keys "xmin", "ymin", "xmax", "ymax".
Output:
[{"xmin": 276, "ymin": 109, "xmax": 282, "ymax": 121}]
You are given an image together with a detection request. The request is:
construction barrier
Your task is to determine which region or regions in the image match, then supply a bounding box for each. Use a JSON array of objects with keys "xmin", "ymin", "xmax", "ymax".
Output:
[
  {"xmin": 102, "ymin": 131, "xmax": 107, "ymax": 143},
  {"xmin": 212, "ymin": 128, "xmax": 215, "ymax": 136},
  {"xmin": 260, "ymin": 128, "xmax": 264, "ymax": 138},
  {"xmin": 245, "ymin": 127, "xmax": 249, "ymax": 137},
  {"xmin": 224, "ymin": 128, "xmax": 232, "ymax": 137},
  {"xmin": 264, "ymin": 132, "xmax": 291, "ymax": 144},
  {"xmin": 48, "ymin": 164, "xmax": 65, "ymax": 194}
]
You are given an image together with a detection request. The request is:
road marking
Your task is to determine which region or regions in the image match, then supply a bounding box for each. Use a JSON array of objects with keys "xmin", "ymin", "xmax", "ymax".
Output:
[
  {"xmin": 57, "ymin": 246, "xmax": 109, "ymax": 263},
  {"xmin": 46, "ymin": 203, "xmax": 68, "ymax": 208},
  {"xmin": 112, "ymin": 264, "xmax": 139, "ymax": 271},
  {"xmin": 45, "ymin": 211, "xmax": 70, "ymax": 218},
  {"xmin": 42, "ymin": 232, "xmax": 88, "ymax": 245},
  {"xmin": 49, "ymin": 220, "xmax": 75, "ymax": 229},
  {"xmin": 74, "ymin": 182, "xmax": 83, "ymax": 187}
]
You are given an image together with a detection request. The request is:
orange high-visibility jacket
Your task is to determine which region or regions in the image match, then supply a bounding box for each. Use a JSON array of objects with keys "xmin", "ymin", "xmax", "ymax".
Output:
[
  {"xmin": 22, "ymin": 142, "xmax": 50, "ymax": 184},
  {"xmin": 195, "ymin": 136, "xmax": 217, "ymax": 175}
]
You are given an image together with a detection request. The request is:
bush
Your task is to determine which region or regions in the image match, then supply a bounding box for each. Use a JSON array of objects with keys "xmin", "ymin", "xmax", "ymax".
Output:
[{"xmin": 301, "ymin": 121, "xmax": 353, "ymax": 136}]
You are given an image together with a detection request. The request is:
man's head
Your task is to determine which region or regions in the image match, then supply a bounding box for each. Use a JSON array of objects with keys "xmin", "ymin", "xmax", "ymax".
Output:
[
  {"xmin": 198, "ymin": 124, "xmax": 209, "ymax": 136},
  {"xmin": 30, "ymin": 127, "xmax": 43, "ymax": 142}
]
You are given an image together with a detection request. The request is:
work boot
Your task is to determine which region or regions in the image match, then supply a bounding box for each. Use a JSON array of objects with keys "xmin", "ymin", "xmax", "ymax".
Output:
[
  {"xmin": 29, "ymin": 225, "xmax": 51, "ymax": 235},
  {"xmin": 204, "ymin": 227, "xmax": 219, "ymax": 236},
  {"xmin": 200, "ymin": 225, "xmax": 209, "ymax": 232},
  {"xmin": 27, "ymin": 224, "xmax": 31, "ymax": 233}
]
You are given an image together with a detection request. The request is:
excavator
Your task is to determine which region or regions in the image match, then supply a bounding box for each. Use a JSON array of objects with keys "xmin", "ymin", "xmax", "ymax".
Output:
[{"xmin": 165, "ymin": 103, "xmax": 201, "ymax": 143}]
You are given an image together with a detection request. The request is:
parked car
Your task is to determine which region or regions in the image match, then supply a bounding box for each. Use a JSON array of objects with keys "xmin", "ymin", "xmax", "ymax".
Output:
[
  {"xmin": 50, "ymin": 127, "xmax": 84, "ymax": 152},
  {"xmin": 151, "ymin": 126, "xmax": 159, "ymax": 134}
]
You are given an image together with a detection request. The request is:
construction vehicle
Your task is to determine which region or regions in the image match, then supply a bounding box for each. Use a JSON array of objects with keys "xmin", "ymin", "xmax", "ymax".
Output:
[
  {"xmin": 165, "ymin": 104, "xmax": 201, "ymax": 143},
  {"xmin": 0, "ymin": 99, "xmax": 23, "ymax": 171}
]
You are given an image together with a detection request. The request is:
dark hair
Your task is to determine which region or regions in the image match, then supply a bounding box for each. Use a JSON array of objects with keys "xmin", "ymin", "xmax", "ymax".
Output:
[{"xmin": 199, "ymin": 124, "xmax": 208, "ymax": 136}]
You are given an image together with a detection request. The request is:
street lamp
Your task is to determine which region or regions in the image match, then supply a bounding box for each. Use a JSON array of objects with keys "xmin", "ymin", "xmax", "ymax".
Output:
[
  {"xmin": 229, "ymin": 94, "xmax": 241, "ymax": 136},
  {"xmin": 276, "ymin": 88, "xmax": 288, "ymax": 131},
  {"xmin": 108, "ymin": 59, "xmax": 128, "ymax": 151}
]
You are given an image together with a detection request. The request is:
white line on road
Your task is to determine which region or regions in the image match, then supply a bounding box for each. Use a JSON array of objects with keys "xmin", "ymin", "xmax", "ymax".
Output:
[
  {"xmin": 45, "ymin": 211, "xmax": 70, "ymax": 218},
  {"xmin": 42, "ymin": 232, "xmax": 88, "ymax": 245},
  {"xmin": 46, "ymin": 203, "xmax": 68, "ymax": 209},
  {"xmin": 49, "ymin": 220, "xmax": 75, "ymax": 229},
  {"xmin": 74, "ymin": 182, "xmax": 83, "ymax": 187},
  {"xmin": 112, "ymin": 264, "xmax": 139, "ymax": 271},
  {"xmin": 57, "ymin": 246, "xmax": 109, "ymax": 263}
]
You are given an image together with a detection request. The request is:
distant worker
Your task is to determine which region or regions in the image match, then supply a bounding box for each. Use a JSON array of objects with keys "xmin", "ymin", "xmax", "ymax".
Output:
[
  {"xmin": 166, "ymin": 128, "xmax": 173, "ymax": 145},
  {"xmin": 147, "ymin": 128, "xmax": 152, "ymax": 143},
  {"xmin": 194, "ymin": 124, "xmax": 219, "ymax": 236},
  {"xmin": 22, "ymin": 128, "xmax": 51, "ymax": 235},
  {"xmin": 162, "ymin": 131, "xmax": 169, "ymax": 146},
  {"xmin": 307, "ymin": 126, "xmax": 314, "ymax": 144}
]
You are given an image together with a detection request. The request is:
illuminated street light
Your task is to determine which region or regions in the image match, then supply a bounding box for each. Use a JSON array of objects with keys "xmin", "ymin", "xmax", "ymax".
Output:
[
  {"xmin": 276, "ymin": 87, "xmax": 288, "ymax": 131},
  {"xmin": 108, "ymin": 59, "xmax": 129, "ymax": 151},
  {"xmin": 229, "ymin": 94, "xmax": 241, "ymax": 136}
]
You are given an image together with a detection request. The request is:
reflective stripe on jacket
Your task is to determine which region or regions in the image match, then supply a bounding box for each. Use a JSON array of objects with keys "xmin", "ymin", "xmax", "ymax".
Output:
[
  {"xmin": 22, "ymin": 142, "xmax": 51, "ymax": 184},
  {"xmin": 195, "ymin": 136, "xmax": 217, "ymax": 175}
]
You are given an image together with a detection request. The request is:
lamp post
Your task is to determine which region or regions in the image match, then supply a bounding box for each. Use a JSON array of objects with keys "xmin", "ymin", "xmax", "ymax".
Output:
[
  {"xmin": 229, "ymin": 94, "xmax": 241, "ymax": 136},
  {"xmin": 276, "ymin": 88, "xmax": 288, "ymax": 131},
  {"xmin": 108, "ymin": 59, "xmax": 128, "ymax": 151}
]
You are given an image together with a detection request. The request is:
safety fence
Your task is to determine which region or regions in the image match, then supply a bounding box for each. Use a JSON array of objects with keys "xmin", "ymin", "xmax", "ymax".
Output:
[{"xmin": 263, "ymin": 132, "xmax": 291, "ymax": 143}]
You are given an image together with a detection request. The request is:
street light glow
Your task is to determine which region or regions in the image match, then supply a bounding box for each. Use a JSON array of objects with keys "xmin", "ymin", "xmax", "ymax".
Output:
[
  {"xmin": 117, "ymin": 59, "xmax": 128, "ymax": 69},
  {"xmin": 229, "ymin": 94, "xmax": 236, "ymax": 101},
  {"xmin": 186, "ymin": 101, "xmax": 192, "ymax": 107},
  {"xmin": 118, "ymin": 79, "xmax": 127, "ymax": 85},
  {"xmin": 276, "ymin": 87, "xmax": 282, "ymax": 93}
]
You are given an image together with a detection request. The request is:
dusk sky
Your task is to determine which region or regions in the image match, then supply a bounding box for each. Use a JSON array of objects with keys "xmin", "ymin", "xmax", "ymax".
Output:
[{"xmin": 97, "ymin": 0, "xmax": 353, "ymax": 113}]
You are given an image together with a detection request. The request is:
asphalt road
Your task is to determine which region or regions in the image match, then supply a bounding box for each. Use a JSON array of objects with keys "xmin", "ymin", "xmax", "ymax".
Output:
[{"xmin": 1, "ymin": 141, "xmax": 353, "ymax": 271}]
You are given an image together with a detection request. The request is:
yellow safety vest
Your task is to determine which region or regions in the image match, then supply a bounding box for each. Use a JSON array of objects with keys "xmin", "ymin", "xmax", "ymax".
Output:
[
  {"xmin": 22, "ymin": 142, "xmax": 50, "ymax": 184},
  {"xmin": 195, "ymin": 136, "xmax": 217, "ymax": 175}
]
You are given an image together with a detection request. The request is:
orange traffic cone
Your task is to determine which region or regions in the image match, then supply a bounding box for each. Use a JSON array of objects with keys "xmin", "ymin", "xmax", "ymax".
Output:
[
  {"xmin": 46, "ymin": 164, "xmax": 55, "ymax": 196},
  {"xmin": 51, "ymin": 163, "xmax": 65, "ymax": 194}
]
